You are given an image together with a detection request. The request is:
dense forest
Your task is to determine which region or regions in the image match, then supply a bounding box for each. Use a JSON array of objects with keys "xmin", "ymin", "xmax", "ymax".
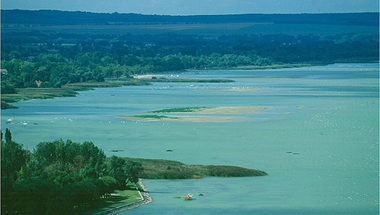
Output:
[{"xmin": 1, "ymin": 129, "xmax": 144, "ymax": 214}]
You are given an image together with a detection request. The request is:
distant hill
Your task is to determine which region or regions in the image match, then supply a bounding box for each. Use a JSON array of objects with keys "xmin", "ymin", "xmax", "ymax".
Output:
[{"xmin": 1, "ymin": 9, "xmax": 378, "ymax": 26}]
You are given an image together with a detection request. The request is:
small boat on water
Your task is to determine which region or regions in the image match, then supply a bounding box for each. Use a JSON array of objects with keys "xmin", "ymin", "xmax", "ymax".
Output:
[{"xmin": 182, "ymin": 194, "xmax": 194, "ymax": 200}]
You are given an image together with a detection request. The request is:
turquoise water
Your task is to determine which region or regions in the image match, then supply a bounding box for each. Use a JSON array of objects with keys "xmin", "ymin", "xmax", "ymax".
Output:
[{"xmin": 1, "ymin": 63, "xmax": 379, "ymax": 214}]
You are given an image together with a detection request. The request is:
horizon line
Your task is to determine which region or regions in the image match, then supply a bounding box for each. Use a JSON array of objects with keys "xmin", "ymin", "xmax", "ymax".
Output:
[{"xmin": 2, "ymin": 8, "xmax": 379, "ymax": 17}]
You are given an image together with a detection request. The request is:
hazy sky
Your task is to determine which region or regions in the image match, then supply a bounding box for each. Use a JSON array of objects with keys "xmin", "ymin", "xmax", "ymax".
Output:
[{"xmin": 1, "ymin": 0, "xmax": 379, "ymax": 15}]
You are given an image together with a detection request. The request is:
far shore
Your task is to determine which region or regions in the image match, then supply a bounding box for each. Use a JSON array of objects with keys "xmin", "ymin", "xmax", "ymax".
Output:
[{"xmin": 2, "ymin": 61, "xmax": 375, "ymax": 110}]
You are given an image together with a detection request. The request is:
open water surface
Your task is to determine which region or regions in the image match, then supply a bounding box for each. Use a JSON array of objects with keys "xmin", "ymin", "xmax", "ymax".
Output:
[{"xmin": 1, "ymin": 63, "xmax": 379, "ymax": 214}]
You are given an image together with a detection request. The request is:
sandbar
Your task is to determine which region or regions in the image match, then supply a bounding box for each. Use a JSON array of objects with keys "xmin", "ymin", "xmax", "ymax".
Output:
[
  {"xmin": 119, "ymin": 106, "xmax": 272, "ymax": 122},
  {"xmin": 120, "ymin": 115, "xmax": 247, "ymax": 123}
]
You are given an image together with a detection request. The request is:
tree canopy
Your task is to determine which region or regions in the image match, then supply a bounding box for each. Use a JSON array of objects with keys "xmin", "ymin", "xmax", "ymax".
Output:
[{"xmin": 1, "ymin": 130, "xmax": 143, "ymax": 215}]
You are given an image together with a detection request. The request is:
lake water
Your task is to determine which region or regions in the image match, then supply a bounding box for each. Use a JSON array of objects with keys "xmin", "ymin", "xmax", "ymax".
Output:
[{"xmin": 1, "ymin": 63, "xmax": 379, "ymax": 215}]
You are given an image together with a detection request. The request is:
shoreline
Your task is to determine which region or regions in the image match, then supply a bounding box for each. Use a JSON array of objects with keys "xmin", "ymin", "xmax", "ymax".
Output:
[
  {"xmin": 2, "ymin": 61, "xmax": 377, "ymax": 110},
  {"xmin": 1, "ymin": 81, "xmax": 150, "ymax": 110},
  {"xmin": 95, "ymin": 179, "xmax": 152, "ymax": 215}
]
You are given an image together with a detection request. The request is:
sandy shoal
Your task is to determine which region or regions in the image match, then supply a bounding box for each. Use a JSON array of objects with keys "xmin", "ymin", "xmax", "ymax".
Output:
[
  {"xmin": 119, "ymin": 106, "xmax": 272, "ymax": 122},
  {"xmin": 121, "ymin": 115, "xmax": 247, "ymax": 123}
]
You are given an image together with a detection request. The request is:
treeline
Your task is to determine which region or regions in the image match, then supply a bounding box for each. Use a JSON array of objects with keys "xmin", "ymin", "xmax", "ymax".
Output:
[
  {"xmin": 1, "ymin": 54, "xmax": 105, "ymax": 90},
  {"xmin": 2, "ymin": 10, "xmax": 378, "ymax": 26},
  {"xmin": 1, "ymin": 129, "xmax": 143, "ymax": 215},
  {"xmin": 0, "ymin": 50, "xmax": 276, "ymax": 93}
]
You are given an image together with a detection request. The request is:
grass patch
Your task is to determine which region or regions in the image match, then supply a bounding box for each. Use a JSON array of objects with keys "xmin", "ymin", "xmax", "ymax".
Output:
[
  {"xmin": 1, "ymin": 88, "xmax": 79, "ymax": 109},
  {"xmin": 132, "ymin": 115, "xmax": 178, "ymax": 120},
  {"xmin": 121, "ymin": 157, "xmax": 267, "ymax": 179},
  {"xmin": 81, "ymin": 186, "xmax": 142, "ymax": 215},
  {"xmin": 1, "ymin": 101, "xmax": 19, "ymax": 109},
  {"xmin": 150, "ymin": 107, "xmax": 210, "ymax": 113},
  {"xmin": 66, "ymin": 81, "xmax": 150, "ymax": 91}
]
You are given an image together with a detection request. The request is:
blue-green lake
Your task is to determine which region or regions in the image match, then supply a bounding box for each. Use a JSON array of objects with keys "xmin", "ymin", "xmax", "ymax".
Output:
[{"xmin": 2, "ymin": 63, "xmax": 379, "ymax": 214}]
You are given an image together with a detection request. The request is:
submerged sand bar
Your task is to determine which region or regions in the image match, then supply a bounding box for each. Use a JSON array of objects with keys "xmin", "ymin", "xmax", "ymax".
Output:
[
  {"xmin": 194, "ymin": 106, "xmax": 272, "ymax": 115},
  {"xmin": 119, "ymin": 106, "xmax": 273, "ymax": 122},
  {"xmin": 121, "ymin": 115, "xmax": 246, "ymax": 123},
  {"xmin": 149, "ymin": 106, "xmax": 272, "ymax": 114}
]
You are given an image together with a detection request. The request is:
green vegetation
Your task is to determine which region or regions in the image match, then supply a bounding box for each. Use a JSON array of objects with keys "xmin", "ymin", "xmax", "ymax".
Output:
[
  {"xmin": 132, "ymin": 115, "xmax": 179, "ymax": 120},
  {"xmin": 1, "ymin": 129, "xmax": 144, "ymax": 215},
  {"xmin": 1, "ymin": 11, "xmax": 378, "ymax": 110},
  {"xmin": 1, "ymin": 81, "xmax": 150, "ymax": 109},
  {"xmin": 86, "ymin": 187, "xmax": 142, "ymax": 214},
  {"xmin": 151, "ymin": 107, "xmax": 210, "ymax": 113},
  {"xmin": 1, "ymin": 129, "xmax": 267, "ymax": 214},
  {"xmin": 123, "ymin": 157, "xmax": 268, "ymax": 179}
]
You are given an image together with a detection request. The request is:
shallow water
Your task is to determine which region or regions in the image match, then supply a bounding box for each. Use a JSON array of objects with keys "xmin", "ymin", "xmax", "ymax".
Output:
[{"xmin": 1, "ymin": 63, "xmax": 379, "ymax": 214}]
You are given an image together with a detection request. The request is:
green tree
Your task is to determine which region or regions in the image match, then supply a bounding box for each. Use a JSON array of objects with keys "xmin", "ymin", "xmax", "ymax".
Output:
[
  {"xmin": 80, "ymin": 141, "xmax": 106, "ymax": 173},
  {"xmin": 70, "ymin": 181, "xmax": 99, "ymax": 207},
  {"xmin": 5, "ymin": 128, "xmax": 12, "ymax": 143},
  {"xmin": 1, "ymin": 81, "xmax": 16, "ymax": 94},
  {"xmin": 8, "ymin": 51, "xmax": 21, "ymax": 59},
  {"xmin": 107, "ymin": 156, "xmax": 128, "ymax": 188},
  {"xmin": 45, "ymin": 195, "xmax": 74, "ymax": 215},
  {"xmin": 1, "ymin": 129, "xmax": 26, "ymax": 179},
  {"xmin": 100, "ymin": 176, "xmax": 118, "ymax": 196},
  {"xmin": 10, "ymin": 179, "xmax": 55, "ymax": 214},
  {"xmin": 126, "ymin": 161, "xmax": 144, "ymax": 185}
]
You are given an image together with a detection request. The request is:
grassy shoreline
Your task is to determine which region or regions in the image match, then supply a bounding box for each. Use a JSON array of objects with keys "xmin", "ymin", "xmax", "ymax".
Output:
[
  {"xmin": 85, "ymin": 187, "xmax": 142, "ymax": 215},
  {"xmin": 1, "ymin": 78, "xmax": 232, "ymax": 109},
  {"xmin": 122, "ymin": 157, "xmax": 268, "ymax": 179},
  {"xmin": 0, "ymin": 63, "xmax": 310, "ymax": 109},
  {"xmin": 2, "ymin": 60, "xmax": 375, "ymax": 109},
  {"xmin": 1, "ymin": 81, "xmax": 151, "ymax": 109},
  {"xmin": 90, "ymin": 157, "xmax": 267, "ymax": 214}
]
